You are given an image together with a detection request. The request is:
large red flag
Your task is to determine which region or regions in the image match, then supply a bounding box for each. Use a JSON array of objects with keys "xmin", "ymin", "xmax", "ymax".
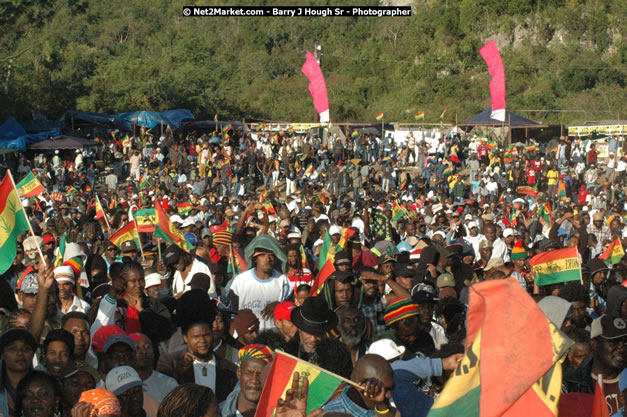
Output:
[
  {"xmin": 480, "ymin": 40, "xmax": 506, "ymax": 122},
  {"xmin": 301, "ymin": 51, "xmax": 330, "ymax": 123}
]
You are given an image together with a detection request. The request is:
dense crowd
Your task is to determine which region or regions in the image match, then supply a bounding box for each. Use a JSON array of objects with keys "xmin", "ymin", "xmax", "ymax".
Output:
[{"xmin": 0, "ymin": 126, "xmax": 626, "ymax": 417}]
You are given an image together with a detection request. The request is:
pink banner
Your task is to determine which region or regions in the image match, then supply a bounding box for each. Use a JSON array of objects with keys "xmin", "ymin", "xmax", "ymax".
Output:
[
  {"xmin": 301, "ymin": 51, "xmax": 330, "ymax": 123},
  {"xmin": 480, "ymin": 40, "xmax": 506, "ymax": 122}
]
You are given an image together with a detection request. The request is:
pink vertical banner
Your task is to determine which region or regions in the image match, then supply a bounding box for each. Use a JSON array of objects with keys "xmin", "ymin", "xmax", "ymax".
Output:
[
  {"xmin": 301, "ymin": 51, "xmax": 330, "ymax": 123},
  {"xmin": 480, "ymin": 40, "xmax": 506, "ymax": 122}
]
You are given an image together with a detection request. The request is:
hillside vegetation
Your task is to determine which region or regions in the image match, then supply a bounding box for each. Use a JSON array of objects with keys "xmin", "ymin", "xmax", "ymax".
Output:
[{"xmin": 0, "ymin": 0, "xmax": 624, "ymax": 125}]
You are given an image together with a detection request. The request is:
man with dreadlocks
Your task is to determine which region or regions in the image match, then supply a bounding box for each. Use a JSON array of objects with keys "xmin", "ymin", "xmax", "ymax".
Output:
[{"xmin": 219, "ymin": 344, "xmax": 274, "ymax": 417}]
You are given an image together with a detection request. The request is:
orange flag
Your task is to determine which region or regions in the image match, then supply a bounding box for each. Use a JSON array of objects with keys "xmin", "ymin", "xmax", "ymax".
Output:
[{"xmin": 592, "ymin": 376, "xmax": 610, "ymax": 417}]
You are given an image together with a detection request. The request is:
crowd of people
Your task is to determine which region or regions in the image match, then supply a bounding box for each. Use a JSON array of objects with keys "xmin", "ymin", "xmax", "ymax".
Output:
[{"xmin": 0, "ymin": 124, "xmax": 626, "ymax": 417}]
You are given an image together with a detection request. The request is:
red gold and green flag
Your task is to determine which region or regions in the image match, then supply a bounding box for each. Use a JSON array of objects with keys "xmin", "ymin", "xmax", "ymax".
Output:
[
  {"xmin": 310, "ymin": 259, "xmax": 335, "ymax": 295},
  {"xmin": 214, "ymin": 112, "xmax": 218, "ymax": 121},
  {"xmin": 400, "ymin": 176, "xmax": 408, "ymax": 190},
  {"xmin": 517, "ymin": 186, "xmax": 538, "ymax": 198},
  {"xmin": 223, "ymin": 124, "xmax": 232, "ymax": 132},
  {"xmin": 538, "ymin": 203, "xmax": 553, "ymax": 228},
  {"xmin": 262, "ymin": 200, "xmax": 276, "ymax": 215},
  {"xmin": 442, "ymin": 166, "xmax": 453, "ymax": 177},
  {"xmin": 16, "ymin": 172, "xmax": 45, "ymax": 198},
  {"xmin": 440, "ymin": 108, "xmax": 447, "ymax": 119},
  {"xmin": 66, "ymin": 186, "xmax": 77, "ymax": 197},
  {"xmin": 54, "ymin": 233, "xmax": 66, "ymax": 268},
  {"xmin": 427, "ymin": 277, "xmax": 572, "ymax": 417},
  {"xmin": 375, "ymin": 112, "xmax": 384, "ymax": 121},
  {"xmin": 415, "ymin": 111, "xmax": 425, "ymax": 121},
  {"xmin": 109, "ymin": 222, "xmax": 141, "ymax": 250},
  {"xmin": 255, "ymin": 351, "xmax": 343, "ymax": 417},
  {"xmin": 154, "ymin": 200, "xmax": 193, "ymax": 250},
  {"xmin": 138, "ymin": 175, "xmax": 148, "ymax": 190},
  {"xmin": 525, "ymin": 145, "xmax": 537, "ymax": 152},
  {"xmin": 94, "ymin": 195, "xmax": 106, "ymax": 221},
  {"xmin": 600, "ymin": 239, "xmax": 624, "ymax": 265},
  {"xmin": 529, "ymin": 247, "xmax": 581, "ymax": 286},
  {"xmin": 134, "ymin": 208, "xmax": 156, "ymax": 233},
  {"xmin": 0, "ymin": 173, "xmax": 30, "ymax": 274},
  {"xmin": 122, "ymin": 135, "xmax": 130, "ymax": 147},
  {"xmin": 336, "ymin": 227, "xmax": 357, "ymax": 252},
  {"xmin": 228, "ymin": 246, "xmax": 248, "ymax": 276},
  {"xmin": 557, "ymin": 181, "xmax": 567, "ymax": 200},
  {"xmin": 351, "ymin": 129, "xmax": 359, "ymax": 139},
  {"xmin": 317, "ymin": 230, "xmax": 334, "ymax": 271},
  {"xmin": 177, "ymin": 203, "xmax": 193, "ymax": 216},
  {"xmin": 305, "ymin": 164, "xmax": 313, "ymax": 175},
  {"xmin": 392, "ymin": 201, "xmax": 408, "ymax": 221}
]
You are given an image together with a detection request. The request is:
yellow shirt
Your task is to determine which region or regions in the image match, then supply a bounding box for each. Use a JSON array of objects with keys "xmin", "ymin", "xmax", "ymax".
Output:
[{"xmin": 547, "ymin": 170, "xmax": 559, "ymax": 185}]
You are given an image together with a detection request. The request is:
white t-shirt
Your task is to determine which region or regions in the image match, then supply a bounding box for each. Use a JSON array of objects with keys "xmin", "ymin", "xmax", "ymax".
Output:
[
  {"xmin": 172, "ymin": 259, "xmax": 216, "ymax": 298},
  {"xmin": 230, "ymin": 269, "xmax": 293, "ymax": 331}
]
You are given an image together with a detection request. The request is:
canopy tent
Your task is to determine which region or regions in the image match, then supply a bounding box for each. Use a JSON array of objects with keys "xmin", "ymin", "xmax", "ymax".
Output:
[
  {"xmin": 0, "ymin": 117, "xmax": 27, "ymax": 141},
  {"xmin": 29, "ymin": 135, "xmax": 102, "ymax": 150},
  {"xmin": 179, "ymin": 120, "xmax": 249, "ymax": 134},
  {"xmin": 460, "ymin": 109, "xmax": 545, "ymax": 129},
  {"xmin": 62, "ymin": 109, "xmax": 195, "ymax": 132}
]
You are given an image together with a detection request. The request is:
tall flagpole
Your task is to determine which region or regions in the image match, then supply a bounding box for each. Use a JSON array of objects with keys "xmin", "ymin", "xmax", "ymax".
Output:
[{"xmin": 7, "ymin": 171, "xmax": 47, "ymax": 265}]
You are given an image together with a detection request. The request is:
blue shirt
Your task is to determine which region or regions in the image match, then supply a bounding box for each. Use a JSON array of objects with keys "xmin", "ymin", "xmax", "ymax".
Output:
[{"xmin": 323, "ymin": 387, "xmax": 374, "ymax": 417}]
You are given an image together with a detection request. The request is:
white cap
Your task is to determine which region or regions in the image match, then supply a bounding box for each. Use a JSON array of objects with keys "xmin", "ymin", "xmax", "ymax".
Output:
[
  {"xmin": 329, "ymin": 225, "xmax": 342, "ymax": 236},
  {"xmin": 169, "ymin": 215, "xmax": 184, "ymax": 224},
  {"xmin": 181, "ymin": 217, "xmax": 195, "ymax": 228},
  {"xmin": 503, "ymin": 228, "xmax": 515, "ymax": 238},
  {"xmin": 287, "ymin": 226, "xmax": 302, "ymax": 239},
  {"xmin": 433, "ymin": 230, "xmax": 446, "ymax": 239},
  {"xmin": 367, "ymin": 339, "xmax": 406, "ymax": 361},
  {"xmin": 468, "ymin": 221, "xmax": 478, "ymax": 229},
  {"xmin": 144, "ymin": 272, "xmax": 162, "ymax": 289},
  {"xmin": 464, "ymin": 214, "xmax": 472, "ymax": 220}
]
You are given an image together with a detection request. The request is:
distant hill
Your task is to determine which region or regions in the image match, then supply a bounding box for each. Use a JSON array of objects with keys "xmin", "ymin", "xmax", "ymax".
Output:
[{"xmin": 0, "ymin": 0, "xmax": 624, "ymax": 125}]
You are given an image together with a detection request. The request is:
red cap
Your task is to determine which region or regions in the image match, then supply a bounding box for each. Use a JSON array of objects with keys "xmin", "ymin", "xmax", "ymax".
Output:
[
  {"xmin": 128, "ymin": 333, "xmax": 143, "ymax": 343},
  {"xmin": 42, "ymin": 234, "xmax": 55, "ymax": 245},
  {"xmin": 92, "ymin": 325, "xmax": 126, "ymax": 354},
  {"xmin": 273, "ymin": 301, "xmax": 296, "ymax": 322}
]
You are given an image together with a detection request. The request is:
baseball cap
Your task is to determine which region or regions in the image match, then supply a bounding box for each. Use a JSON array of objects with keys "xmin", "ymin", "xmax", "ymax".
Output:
[
  {"xmin": 502, "ymin": 228, "xmax": 515, "ymax": 238},
  {"xmin": 394, "ymin": 264, "xmax": 414, "ymax": 278},
  {"xmin": 103, "ymin": 334, "xmax": 136, "ymax": 353},
  {"xmin": 274, "ymin": 301, "xmax": 296, "ymax": 322},
  {"xmin": 590, "ymin": 315, "xmax": 627, "ymax": 339},
  {"xmin": 62, "ymin": 362, "xmax": 100, "ymax": 384},
  {"xmin": 287, "ymin": 226, "xmax": 302, "ymax": 239},
  {"xmin": 18, "ymin": 272, "xmax": 39, "ymax": 294},
  {"xmin": 92, "ymin": 325, "xmax": 127, "ymax": 354},
  {"xmin": 163, "ymin": 245, "xmax": 183, "ymax": 267},
  {"xmin": 464, "ymin": 214, "xmax": 473, "ymax": 221},
  {"xmin": 201, "ymin": 228, "xmax": 212, "ymax": 238},
  {"xmin": 144, "ymin": 272, "xmax": 162, "ymax": 289},
  {"xmin": 105, "ymin": 366, "xmax": 142, "ymax": 396},
  {"xmin": 184, "ymin": 233, "xmax": 198, "ymax": 246},
  {"xmin": 436, "ymin": 273, "xmax": 455, "ymax": 289},
  {"xmin": 467, "ymin": 221, "xmax": 478, "ymax": 229},
  {"xmin": 329, "ymin": 225, "xmax": 342, "ymax": 236},
  {"xmin": 367, "ymin": 339, "xmax": 406, "ymax": 361},
  {"xmin": 121, "ymin": 240, "xmax": 137, "ymax": 252}
]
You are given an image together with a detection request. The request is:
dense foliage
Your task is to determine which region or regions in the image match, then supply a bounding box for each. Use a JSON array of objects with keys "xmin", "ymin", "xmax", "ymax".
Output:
[{"xmin": 0, "ymin": 0, "xmax": 624, "ymax": 125}]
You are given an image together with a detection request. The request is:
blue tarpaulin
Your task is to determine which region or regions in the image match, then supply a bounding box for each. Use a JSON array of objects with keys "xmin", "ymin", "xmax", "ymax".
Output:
[
  {"xmin": 0, "ymin": 137, "xmax": 27, "ymax": 153},
  {"xmin": 0, "ymin": 117, "xmax": 27, "ymax": 141},
  {"xmin": 62, "ymin": 109, "xmax": 195, "ymax": 132}
]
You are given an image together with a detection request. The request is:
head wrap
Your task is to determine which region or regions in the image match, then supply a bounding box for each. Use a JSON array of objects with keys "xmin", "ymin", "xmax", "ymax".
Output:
[
  {"xmin": 384, "ymin": 298, "xmax": 420, "ymax": 326},
  {"xmin": 238, "ymin": 344, "xmax": 274, "ymax": 364},
  {"xmin": 511, "ymin": 241, "xmax": 527, "ymax": 260},
  {"xmin": 78, "ymin": 388, "xmax": 121, "ymax": 416},
  {"xmin": 213, "ymin": 230, "xmax": 233, "ymax": 246},
  {"xmin": 54, "ymin": 265, "xmax": 75, "ymax": 285}
]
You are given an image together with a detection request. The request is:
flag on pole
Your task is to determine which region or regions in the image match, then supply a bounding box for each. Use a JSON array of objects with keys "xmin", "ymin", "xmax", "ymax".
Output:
[
  {"xmin": 317, "ymin": 230, "xmax": 333, "ymax": 271},
  {"xmin": 301, "ymin": 51, "xmax": 330, "ymax": 123},
  {"xmin": 138, "ymin": 175, "xmax": 148, "ymax": 190},
  {"xmin": 414, "ymin": 111, "xmax": 425, "ymax": 121},
  {"xmin": 66, "ymin": 186, "xmax": 77, "ymax": 197},
  {"xmin": 154, "ymin": 200, "xmax": 193, "ymax": 250},
  {"xmin": 0, "ymin": 173, "xmax": 30, "ymax": 274},
  {"xmin": 392, "ymin": 201, "xmax": 408, "ymax": 221},
  {"xmin": 529, "ymin": 247, "xmax": 582, "ymax": 286},
  {"xmin": 16, "ymin": 172, "xmax": 45, "ymax": 198},
  {"xmin": 592, "ymin": 375, "xmax": 610, "ymax": 417},
  {"xmin": 427, "ymin": 277, "xmax": 572, "ymax": 417},
  {"xmin": 310, "ymin": 259, "xmax": 335, "ymax": 295},
  {"xmin": 336, "ymin": 227, "xmax": 357, "ymax": 252},
  {"xmin": 255, "ymin": 351, "xmax": 343, "ymax": 417},
  {"xmin": 351, "ymin": 130, "xmax": 359, "ymax": 139},
  {"xmin": 600, "ymin": 239, "xmax": 625, "ymax": 265},
  {"xmin": 133, "ymin": 208, "xmax": 156, "ymax": 233},
  {"xmin": 439, "ymin": 108, "xmax": 447, "ymax": 119},
  {"xmin": 479, "ymin": 40, "xmax": 507, "ymax": 122},
  {"xmin": 442, "ymin": 166, "xmax": 454, "ymax": 177},
  {"xmin": 109, "ymin": 222, "xmax": 141, "ymax": 250},
  {"xmin": 375, "ymin": 112, "xmax": 384, "ymax": 121},
  {"xmin": 305, "ymin": 164, "xmax": 314, "ymax": 175},
  {"xmin": 54, "ymin": 233, "xmax": 66, "ymax": 268},
  {"xmin": 557, "ymin": 180, "xmax": 567, "ymax": 200},
  {"xmin": 94, "ymin": 195, "xmax": 106, "ymax": 221},
  {"xmin": 538, "ymin": 202, "xmax": 553, "ymax": 228},
  {"xmin": 214, "ymin": 112, "xmax": 218, "ymax": 121}
]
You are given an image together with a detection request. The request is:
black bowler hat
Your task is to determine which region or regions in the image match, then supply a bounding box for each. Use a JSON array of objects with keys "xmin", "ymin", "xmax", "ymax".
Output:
[{"xmin": 291, "ymin": 296, "xmax": 338, "ymax": 337}]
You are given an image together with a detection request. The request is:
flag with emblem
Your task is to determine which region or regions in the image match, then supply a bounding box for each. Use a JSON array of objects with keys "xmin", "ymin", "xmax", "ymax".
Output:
[
  {"xmin": 109, "ymin": 222, "xmax": 141, "ymax": 250},
  {"xmin": 427, "ymin": 277, "xmax": 572, "ymax": 417},
  {"xmin": 529, "ymin": 247, "xmax": 581, "ymax": 286},
  {"xmin": 177, "ymin": 203, "xmax": 192, "ymax": 216},
  {"xmin": 154, "ymin": 200, "xmax": 193, "ymax": 250},
  {"xmin": 133, "ymin": 208, "xmax": 156, "ymax": 233},
  {"xmin": 0, "ymin": 173, "xmax": 30, "ymax": 274},
  {"xmin": 138, "ymin": 175, "xmax": 148, "ymax": 190},
  {"xmin": 16, "ymin": 172, "xmax": 45, "ymax": 198},
  {"xmin": 255, "ymin": 351, "xmax": 343, "ymax": 417},
  {"xmin": 392, "ymin": 201, "xmax": 408, "ymax": 221},
  {"xmin": 600, "ymin": 239, "xmax": 625, "ymax": 265}
]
